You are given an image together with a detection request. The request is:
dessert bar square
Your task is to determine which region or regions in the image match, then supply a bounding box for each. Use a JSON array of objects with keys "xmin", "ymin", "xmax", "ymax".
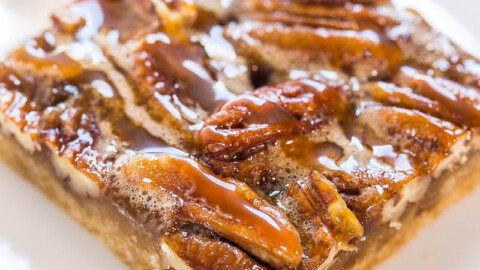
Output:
[{"xmin": 2, "ymin": 0, "xmax": 480, "ymax": 269}]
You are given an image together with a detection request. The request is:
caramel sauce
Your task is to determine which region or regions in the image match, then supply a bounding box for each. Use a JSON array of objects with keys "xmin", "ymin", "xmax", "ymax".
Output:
[
  {"xmin": 396, "ymin": 67, "xmax": 480, "ymax": 128},
  {"xmin": 227, "ymin": 96, "xmax": 301, "ymax": 127},
  {"xmin": 113, "ymin": 116, "xmax": 187, "ymax": 156},
  {"xmin": 280, "ymin": 135, "xmax": 411, "ymax": 187},
  {"xmin": 282, "ymin": 138, "xmax": 344, "ymax": 168},
  {"xmin": 135, "ymin": 33, "xmax": 235, "ymax": 115},
  {"xmin": 168, "ymin": 156, "xmax": 300, "ymax": 255},
  {"xmin": 128, "ymin": 154, "xmax": 302, "ymax": 263},
  {"xmin": 255, "ymin": 78, "xmax": 351, "ymax": 122},
  {"xmin": 344, "ymin": 120, "xmax": 415, "ymax": 172}
]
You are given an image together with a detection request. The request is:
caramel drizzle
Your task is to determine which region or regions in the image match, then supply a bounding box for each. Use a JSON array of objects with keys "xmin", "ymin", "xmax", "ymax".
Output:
[
  {"xmin": 168, "ymin": 156, "xmax": 300, "ymax": 253},
  {"xmin": 126, "ymin": 154, "xmax": 302, "ymax": 267}
]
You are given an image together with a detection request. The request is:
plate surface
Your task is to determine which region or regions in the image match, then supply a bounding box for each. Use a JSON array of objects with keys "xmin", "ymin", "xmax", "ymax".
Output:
[{"xmin": 0, "ymin": 0, "xmax": 479, "ymax": 269}]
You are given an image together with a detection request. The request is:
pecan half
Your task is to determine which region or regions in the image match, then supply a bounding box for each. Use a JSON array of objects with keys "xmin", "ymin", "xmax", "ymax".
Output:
[
  {"xmin": 392, "ymin": 66, "xmax": 480, "ymax": 128},
  {"xmin": 290, "ymin": 0, "xmax": 389, "ymax": 5},
  {"xmin": 0, "ymin": 65, "xmax": 42, "ymax": 149},
  {"xmin": 134, "ymin": 32, "xmax": 235, "ymax": 123},
  {"xmin": 253, "ymin": 24, "xmax": 401, "ymax": 70},
  {"xmin": 53, "ymin": 0, "xmax": 157, "ymax": 42},
  {"xmin": 284, "ymin": 171, "xmax": 363, "ymax": 268},
  {"xmin": 290, "ymin": 171, "xmax": 363, "ymax": 249},
  {"xmin": 8, "ymin": 45, "xmax": 83, "ymax": 81},
  {"xmin": 162, "ymin": 232, "xmax": 267, "ymax": 270},
  {"xmin": 199, "ymin": 78, "xmax": 349, "ymax": 159},
  {"xmin": 357, "ymin": 105, "xmax": 467, "ymax": 173},
  {"xmin": 42, "ymin": 98, "xmax": 111, "ymax": 190},
  {"xmin": 119, "ymin": 154, "xmax": 303, "ymax": 268},
  {"xmin": 226, "ymin": 21, "xmax": 403, "ymax": 79},
  {"xmin": 247, "ymin": 0, "xmax": 397, "ymax": 31}
]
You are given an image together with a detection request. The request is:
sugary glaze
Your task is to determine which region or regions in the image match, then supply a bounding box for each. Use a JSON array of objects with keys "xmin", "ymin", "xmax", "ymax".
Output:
[{"xmin": 2, "ymin": 0, "xmax": 480, "ymax": 269}]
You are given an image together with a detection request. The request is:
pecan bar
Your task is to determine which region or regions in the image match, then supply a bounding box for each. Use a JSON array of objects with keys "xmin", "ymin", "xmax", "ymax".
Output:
[{"xmin": 2, "ymin": 0, "xmax": 480, "ymax": 269}]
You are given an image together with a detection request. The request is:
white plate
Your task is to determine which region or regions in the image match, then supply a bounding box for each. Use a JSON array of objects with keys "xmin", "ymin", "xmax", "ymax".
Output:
[{"xmin": 0, "ymin": 0, "xmax": 479, "ymax": 269}]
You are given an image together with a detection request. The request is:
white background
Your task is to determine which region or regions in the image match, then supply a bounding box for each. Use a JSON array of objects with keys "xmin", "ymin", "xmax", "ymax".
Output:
[{"xmin": 0, "ymin": 0, "xmax": 479, "ymax": 269}]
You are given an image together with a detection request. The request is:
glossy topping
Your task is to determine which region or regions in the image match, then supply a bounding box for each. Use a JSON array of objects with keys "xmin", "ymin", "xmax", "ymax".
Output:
[
  {"xmin": 200, "ymin": 96, "xmax": 302, "ymax": 159},
  {"xmin": 249, "ymin": 0, "xmax": 397, "ymax": 31},
  {"xmin": 0, "ymin": 65, "xmax": 42, "ymax": 148},
  {"xmin": 254, "ymin": 25, "xmax": 400, "ymax": 69},
  {"xmin": 3, "ymin": 34, "xmax": 139, "ymax": 191},
  {"xmin": 278, "ymin": 125, "xmax": 417, "ymax": 223},
  {"xmin": 162, "ymin": 232, "xmax": 267, "ymax": 270},
  {"xmin": 226, "ymin": 20, "xmax": 403, "ymax": 79},
  {"xmin": 8, "ymin": 34, "xmax": 83, "ymax": 80},
  {"xmin": 303, "ymin": 171, "xmax": 364, "ymax": 245},
  {"xmin": 393, "ymin": 67, "xmax": 480, "ymax": 128},
  {"xmin": 289, "ymin": 171, "xmax": 363, "ymax": 243},
  {"xmin": 200, "ymin": 78, "xmax": 349, "ymax": 159},
  {"xmin": 282, "ymin": 139, "xmax": 344, "ymax": 168},
  {"xmin": 40, "ymin": 70, "xmax": 127, "ymax": 189},
  {"xmin": 292, "ymin": 0, "xmax": 389, "ymax": 4},
  {"xmin": 43, "ymin": 100, "xmax": 109, "ymax": 186},
  {"xmin": 52, "ymin": 0, "xmax": 158, "ymax": 42},
  {"xmin": 134, "ymin": 32, "xmax": 234, "ymax": 122},
  {"xmin": 358, "ymin": 105, "xmax": 467, "ymax": 172},
  {"xmin": 3, "ymin": 0, "xmax": 480, "ymax": 269},
  {"xmin": 121, "ymin": 154, "xmax": 302, "ymax": 268}
]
